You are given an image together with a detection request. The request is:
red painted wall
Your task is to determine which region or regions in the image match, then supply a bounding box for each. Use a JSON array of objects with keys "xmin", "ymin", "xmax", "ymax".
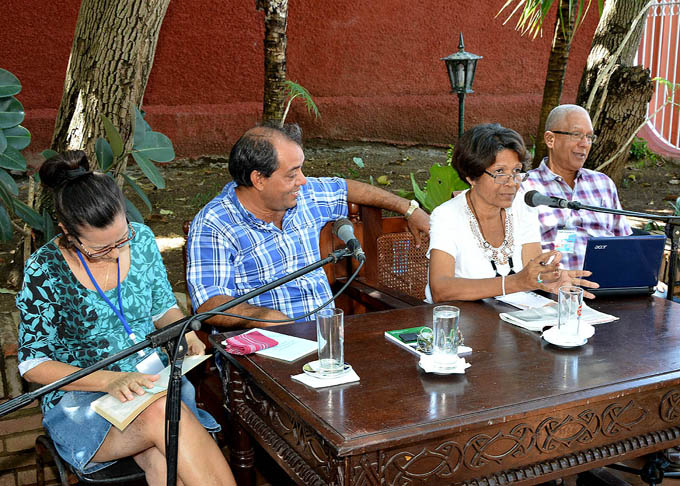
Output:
[{"xmin": 2, "ymin": 1, "xmax": 599, "ymax": 157}]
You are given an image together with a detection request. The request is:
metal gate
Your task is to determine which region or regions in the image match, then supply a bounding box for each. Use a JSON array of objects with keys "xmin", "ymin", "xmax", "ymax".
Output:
[{"xmin": 636, "ymin": 1, "xmax": 680, "ymax": 153}]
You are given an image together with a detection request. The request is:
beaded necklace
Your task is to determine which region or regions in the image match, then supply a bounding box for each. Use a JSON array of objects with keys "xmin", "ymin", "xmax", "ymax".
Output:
[{"xmin": 465, "ymin": 191, "xmax": 515, "ymax": 269}]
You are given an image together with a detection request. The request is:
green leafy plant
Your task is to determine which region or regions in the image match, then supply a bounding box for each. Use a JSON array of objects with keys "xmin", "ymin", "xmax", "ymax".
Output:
[
  {"xmin": 90, "ymin": 105, "xmax": 175, "ymax": 222},
  {"xmin": 0, "ymin": 68, "xmax": 51, "ymax": 242},
  {"xmin": 411, "ymin": 164, "xmax": 469, "ymax": 213},
  {"xmin": 629, "ymin": 137, "xmax": 657, "ymax": 168},
  {"xmin": 281, "ymin": 80, "xmax": 320, "ymax": 125}
]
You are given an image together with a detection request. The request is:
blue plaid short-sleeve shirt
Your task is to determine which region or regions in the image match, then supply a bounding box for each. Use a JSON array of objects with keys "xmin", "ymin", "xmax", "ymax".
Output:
[{"xmin": 186, "ymin": 177, "xmax": 348, "ymax": 322}]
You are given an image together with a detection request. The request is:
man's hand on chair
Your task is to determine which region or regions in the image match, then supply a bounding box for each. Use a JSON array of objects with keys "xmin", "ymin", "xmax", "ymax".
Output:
[{"xmin": 406, "ymin": 208, "xmax": 430, "ymax": 248}]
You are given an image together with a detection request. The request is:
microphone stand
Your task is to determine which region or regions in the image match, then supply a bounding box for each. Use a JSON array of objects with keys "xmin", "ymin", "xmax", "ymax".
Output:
[
  {"xmin": 567, "ymin": 202, "xmax": 680, "ymax": 300},
  {"xmin": 0, "ymin": 246, "xmax": 353, "ymax": 485}
]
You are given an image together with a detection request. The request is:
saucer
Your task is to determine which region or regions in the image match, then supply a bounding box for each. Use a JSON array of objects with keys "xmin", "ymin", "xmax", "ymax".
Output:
[
  {"xmin": 303, "ymin": 360, "xmax": 353, "ymax": 379},
  {"xmin": 418, "ymin": 354, "xmax": 469, "ymax": 375},
  {"xmin": 542, "ymin": 326, "xmax": 588, "ymax": 348}
]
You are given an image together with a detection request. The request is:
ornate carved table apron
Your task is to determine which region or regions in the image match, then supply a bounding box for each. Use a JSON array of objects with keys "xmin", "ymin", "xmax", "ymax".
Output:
[{"xmin": 211, "ymin": 296, "xmax": 680, "ymax": 486}]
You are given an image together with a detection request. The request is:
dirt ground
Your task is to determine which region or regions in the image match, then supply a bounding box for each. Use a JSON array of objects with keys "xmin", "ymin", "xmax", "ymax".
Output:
[{"xmin": 1, "ymin": 141, "xmax": 679, "ymax": 312}]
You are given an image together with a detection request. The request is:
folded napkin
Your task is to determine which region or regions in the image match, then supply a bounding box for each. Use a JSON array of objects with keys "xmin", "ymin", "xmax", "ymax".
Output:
[
  {"xmin": 222, "ymin": 330, "xmax": 278, "ymax": 355},
  {"xmin": 418, "ymin": 354, "xmax": 470, "ymax": 374},
  {"xmin": 291, "ymin": 370, "xmax": 360, "ymax": 389}
]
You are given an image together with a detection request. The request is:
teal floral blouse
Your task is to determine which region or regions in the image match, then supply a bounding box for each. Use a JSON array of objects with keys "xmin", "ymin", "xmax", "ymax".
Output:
[{"xmin": 16, "ymin": 223, "xmax": 177, "ymax": 412}]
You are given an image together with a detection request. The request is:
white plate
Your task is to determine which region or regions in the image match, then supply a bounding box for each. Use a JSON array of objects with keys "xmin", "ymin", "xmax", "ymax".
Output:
[
  {"xmin": 542, "ymin": 326, "xmax": 588, "ymax": 348},
  {"xmin": 418, "ymin": 354, "xmax": 469, "ymax": 375},
  {"xmin": 302, "ymin": 360, "xmax": 353, "ymax": 379}
]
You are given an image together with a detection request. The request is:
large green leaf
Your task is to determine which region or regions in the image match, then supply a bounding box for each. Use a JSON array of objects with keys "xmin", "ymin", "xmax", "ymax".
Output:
[
  {"xmin": 132, "ymin": 151, "xmax": 165, "ymax": 189},
  {"xmin": 0, "ymin": 129, "xmax": 6, "ymax": 154},
  {"xmin": 13, "ymin": 198, "xmax": 44, "ymax": 231},
  {"xmin": 0, "ymin": 177, "xmax": 15, "ymax": 210},
  {"xmin": 133, "ymin": 105, "xmax": 150, "ymax": 148},
  {"xmin": 0, "ymin": 96, "xmax": 25, "ymax": 129},
  {"xmin": 411, "ymin": 164, "xmax": 468, "ymax": 213},
  {"xmin": 0, "ymin": 205, "xmax": 12, "ymax": 241},
  {"xmin": 124, "ymin": 197, "xmax": 144, "ymax": 223},
  {"xmin": 101, "ymin": 114, "xmax": 124, "ymax": 158},
  {"xmin": 42, "ymin": 209, "xmax": 55, "ymax": 240},
  {"xmin": 0, "ymin": 168, "xmax": 18, "ymax": 196},
  {"xmin": 123, "ymin": 173, "xmax": 152, "ymax": 212},
  {"xmin": 4, "ymin": 125, "xmax": 30, "ymax": 150},
  {"xmin": 95, "ymin": 138, "xmax": 114, "ymax": 171},
  {"xmin": 42, "ymin": 149, "xmax": 59, "ymax": 161},
  {"xmin": 0, "ymin": 69, "xmax": 21, "ymax": 98},
  {"xmin": 0, "ymin": 146, "xmax": 27, "ymax": 171},
  {"xmin": 134, "ymin": 132, "xmax": 175, "ymax": 162}
]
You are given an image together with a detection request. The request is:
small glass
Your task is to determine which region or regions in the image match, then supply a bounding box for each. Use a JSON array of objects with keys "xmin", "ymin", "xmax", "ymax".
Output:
[
  {"xmin": 558, "ymin": 286, "xmax": 583, "ymax": 337},
  {"xmin": 416, "ymin": 327, "xmax": 433, "ymax": 354}
]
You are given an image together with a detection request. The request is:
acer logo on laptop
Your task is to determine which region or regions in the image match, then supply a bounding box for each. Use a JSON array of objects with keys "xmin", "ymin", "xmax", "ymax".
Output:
[{"xmin": 593, "ymin": 245, "xmax": 607, "ymax": 250}]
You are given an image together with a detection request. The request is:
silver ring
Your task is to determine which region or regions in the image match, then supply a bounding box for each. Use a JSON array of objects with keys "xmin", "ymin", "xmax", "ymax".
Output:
[{"xmin": 537, "ymin": 272, "xmax": 543, "ymax": 284}]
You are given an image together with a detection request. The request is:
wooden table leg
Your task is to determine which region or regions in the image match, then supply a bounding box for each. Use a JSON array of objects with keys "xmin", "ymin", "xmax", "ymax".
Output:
[{"xmin": 227, "ymin": 363, "xmax": 255, "ymax": 486}]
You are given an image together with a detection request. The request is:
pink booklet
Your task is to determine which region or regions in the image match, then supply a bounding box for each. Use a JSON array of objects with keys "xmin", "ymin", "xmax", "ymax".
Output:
[{"xmin": 223, "ymin": 330, "xmax": 279, "ymax": 355}]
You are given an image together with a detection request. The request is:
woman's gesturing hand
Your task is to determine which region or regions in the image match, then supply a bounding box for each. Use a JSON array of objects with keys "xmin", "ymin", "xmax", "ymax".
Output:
[
  {"xmin": 517, "ymin": 250, "xmax": 562, "ymax": 291},
  {"xmin": 545, "ymin": 269, "xmax": 600, "ymax": 299},
  {"xmin": 105, "ymin": 372, "xmax": 160, "ymax": 402}
]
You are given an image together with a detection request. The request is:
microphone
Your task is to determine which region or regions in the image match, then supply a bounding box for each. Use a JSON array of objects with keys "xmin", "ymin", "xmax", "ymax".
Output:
[
  {"xmin": 524, "ymin": 190, "xmax": 582, "ymax": 210},
  {"xmin": 332, "ymin": 218, "xmax": 366, "ymax": 262}
]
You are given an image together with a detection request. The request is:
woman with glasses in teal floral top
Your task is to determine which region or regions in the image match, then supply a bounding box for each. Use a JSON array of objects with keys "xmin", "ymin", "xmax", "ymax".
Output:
[
  {"xmin": 16, "ymin": 151, "xmax": 235, "ymax": 485},
  {"xmin": 426, "ymin": 124, "xmax": 598, "ymax": 302}
]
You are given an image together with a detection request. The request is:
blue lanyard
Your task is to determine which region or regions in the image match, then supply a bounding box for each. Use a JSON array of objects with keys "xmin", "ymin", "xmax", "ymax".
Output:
[{"xmin": 75, "ymin": 250, "xmax": 139, "ymax": 345}]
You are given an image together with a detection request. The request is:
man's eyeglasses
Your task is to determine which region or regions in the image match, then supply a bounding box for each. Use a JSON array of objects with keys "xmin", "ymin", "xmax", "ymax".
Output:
[
  {"xmin": 75, "ymin": 223, "xmax": 136, "ymax": 259},
  {"xmin": 484, "ymin": 170, "xmax": 528, "ymax": 185},
  {"xmin": 551, "ymin": 130, "xmax": 597, "ymax": 144}
]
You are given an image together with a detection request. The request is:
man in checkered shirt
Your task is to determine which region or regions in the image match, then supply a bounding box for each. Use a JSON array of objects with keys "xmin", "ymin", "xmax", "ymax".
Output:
[
  {"xmin": 186, "ymin": 123, "xmax": 429, "ymax": 329},
  {"xmin": 522, "ymin": 105, "xmax": 631, "ymax": 271}
]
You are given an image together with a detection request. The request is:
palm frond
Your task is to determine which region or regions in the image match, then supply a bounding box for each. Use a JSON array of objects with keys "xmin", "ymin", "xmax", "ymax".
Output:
[{"xmin": 285, "ymin": 80, "xmax": 320, "ymax": 119}]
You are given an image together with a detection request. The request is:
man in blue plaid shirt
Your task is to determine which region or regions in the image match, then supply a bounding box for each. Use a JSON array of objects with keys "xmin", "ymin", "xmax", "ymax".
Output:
[
  {"xmin": 186, "ymin": 123, "xmax": 429, "ymax": 329},
  {"xmin": 523, "ymin": 105, "xmax": 631, "ymax": 271}
]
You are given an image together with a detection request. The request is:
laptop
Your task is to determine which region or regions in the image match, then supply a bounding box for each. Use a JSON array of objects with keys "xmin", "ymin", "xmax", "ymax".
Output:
[{"xmin": 582, "ymin": 235, "xmax": 666, "ymax": 296}]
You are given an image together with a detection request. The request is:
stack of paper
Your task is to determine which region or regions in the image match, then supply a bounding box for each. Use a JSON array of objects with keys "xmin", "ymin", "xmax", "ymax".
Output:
[
  {"xmin": 494, "ymin": 291, "xmax": 555, "ymax": 310},
  {"xmin": 500, "ymin": 303, "xmax": 618, "ymax": 332}
]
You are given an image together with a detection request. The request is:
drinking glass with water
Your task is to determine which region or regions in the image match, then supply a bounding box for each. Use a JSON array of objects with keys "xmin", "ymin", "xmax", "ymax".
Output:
[{"xmin": 432, "ymin": 305, "xmax": 460, "ymax": 366}]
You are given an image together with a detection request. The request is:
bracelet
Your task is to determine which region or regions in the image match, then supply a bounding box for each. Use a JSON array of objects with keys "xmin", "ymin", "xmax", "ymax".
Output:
[{"xmin": 501, "ymin": 274, "xmax": 506, "ymax": 296}]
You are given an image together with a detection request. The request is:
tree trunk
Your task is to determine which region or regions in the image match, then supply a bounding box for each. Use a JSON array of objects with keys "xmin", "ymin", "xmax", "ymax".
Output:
[
  {"xmin": 51, "ymin": 0, "xmax": 170, "ymax": 160},
  {"xmin": 259, "ymin": 0, "xmax": 288, "ymax": 124},
  {"xmin": 576, "ymin": 0, "xmax": 653, "ymax": 186},
  {"xmin": 532, "ymin": 0, "xmax": 577, "ymax": 168}
]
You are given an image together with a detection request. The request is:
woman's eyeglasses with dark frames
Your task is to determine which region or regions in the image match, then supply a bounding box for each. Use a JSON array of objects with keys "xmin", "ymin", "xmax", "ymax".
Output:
[{"xmin": 75, "ymin": 223, "xmax": 136, "ymax": 259}]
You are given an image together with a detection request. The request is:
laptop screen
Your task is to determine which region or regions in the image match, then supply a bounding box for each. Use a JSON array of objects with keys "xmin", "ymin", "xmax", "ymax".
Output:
[{"xmin": 582, "ymin": 235, "xmax": 666, "ymax": 291}]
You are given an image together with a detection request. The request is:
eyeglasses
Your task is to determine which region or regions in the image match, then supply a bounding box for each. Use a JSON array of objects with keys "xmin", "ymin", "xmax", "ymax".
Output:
[
  {"xmin": 75, "ymin": 223, "xmax": 136, "ymax": 259},
  {"xmin": 484, "ymin": 170, "xmax": 528, "ymax": 185},
  {"xmin": 551, "ymin": 130, "xmax": 597, "ymax": 144}
]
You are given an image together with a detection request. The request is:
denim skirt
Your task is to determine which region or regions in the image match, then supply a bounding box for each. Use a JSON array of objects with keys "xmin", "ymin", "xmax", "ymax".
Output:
[{"xmin": 42, "ymin": 377, "xmax": 220, "ymax": 474}]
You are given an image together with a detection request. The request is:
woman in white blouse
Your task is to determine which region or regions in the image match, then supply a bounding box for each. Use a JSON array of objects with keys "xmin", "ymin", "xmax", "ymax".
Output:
[{"xmin": 426, "ymin": 124, "xmax": 597, "ymax": 302}]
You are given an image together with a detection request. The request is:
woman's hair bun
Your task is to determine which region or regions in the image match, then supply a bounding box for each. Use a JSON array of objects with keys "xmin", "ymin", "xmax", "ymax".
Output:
[{"xmin": 39, "ymin": 150, "xmax": 91, "ymax": 189}]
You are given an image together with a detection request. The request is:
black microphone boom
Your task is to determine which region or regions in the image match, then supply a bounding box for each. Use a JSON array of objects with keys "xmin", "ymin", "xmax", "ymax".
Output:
[
  {"xmin": 333, "ymin": 218, "xmax": 366, "ymax": 262},
  {"xmin": 524, "ymin": 190, "xmax": 582, "ymax": 210}
]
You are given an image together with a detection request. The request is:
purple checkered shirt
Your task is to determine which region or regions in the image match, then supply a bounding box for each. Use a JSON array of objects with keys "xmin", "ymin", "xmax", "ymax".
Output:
[{"xmin": 522, "ymin": 159, "xmax": 631, "ymax": 270}]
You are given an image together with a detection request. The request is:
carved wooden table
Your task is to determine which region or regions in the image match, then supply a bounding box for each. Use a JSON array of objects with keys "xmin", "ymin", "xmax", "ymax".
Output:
[{"xmin": 210, "ymin": 296, "xmax": 680, "ymax": 486}]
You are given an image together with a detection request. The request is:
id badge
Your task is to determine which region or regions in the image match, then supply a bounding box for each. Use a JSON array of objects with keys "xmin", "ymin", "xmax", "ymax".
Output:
[
  {"xmin": 136, "ymin": 351, "xmax": 165, "ymax": 375},
  {"xmin": 554, "ymin": 228, "xmax": 577, "ymax": 254}
]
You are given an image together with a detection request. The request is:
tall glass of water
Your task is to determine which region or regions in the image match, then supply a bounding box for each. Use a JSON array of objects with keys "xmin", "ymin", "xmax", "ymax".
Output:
[
  {"xmin": 432, "ymin": 305, "xmax": 460, "ymax": 366},
  {"xmin": 316, "ymin": 307, "xmax": 344, "ymax": 375}
]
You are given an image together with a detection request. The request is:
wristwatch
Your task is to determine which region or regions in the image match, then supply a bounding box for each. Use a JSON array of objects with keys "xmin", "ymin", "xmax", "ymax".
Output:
[{"xmin": 404, "ymin": 199, "xmax": 419, "ymax": 220}]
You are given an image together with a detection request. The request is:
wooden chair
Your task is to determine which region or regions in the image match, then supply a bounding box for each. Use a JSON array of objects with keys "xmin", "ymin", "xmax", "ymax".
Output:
[{"xmin": 321, "ymin": 203, "xmax": 429, "ymax": 314}]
